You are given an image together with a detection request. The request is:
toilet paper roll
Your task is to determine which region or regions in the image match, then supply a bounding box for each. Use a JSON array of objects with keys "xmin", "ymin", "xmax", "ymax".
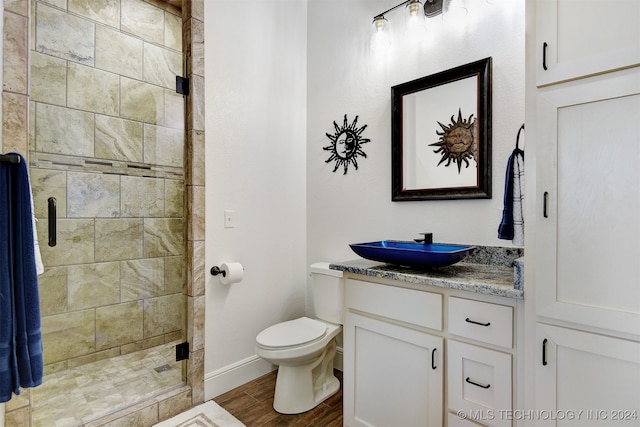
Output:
[{"xmin": 219, "ymin": 262, "xmax": 244, "ymax": 285}]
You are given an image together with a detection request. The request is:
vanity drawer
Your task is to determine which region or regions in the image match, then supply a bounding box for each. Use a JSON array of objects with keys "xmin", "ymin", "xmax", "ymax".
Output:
[
  {"xmin": 448, "ymin": 297, "xmax": 513, "ymax": 348},
  {"xmin": 447, "ymin": 340, "xmax": 512, "ymax": 427},
  {"xmin": 345, "ymin": 279, "xmax": 442, "ymax": 330}
]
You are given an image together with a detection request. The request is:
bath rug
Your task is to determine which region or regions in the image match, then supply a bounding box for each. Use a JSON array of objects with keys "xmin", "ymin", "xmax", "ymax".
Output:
[{"xmin": 154, "ymin": 400, "xmax": 246, "ymax": 427}]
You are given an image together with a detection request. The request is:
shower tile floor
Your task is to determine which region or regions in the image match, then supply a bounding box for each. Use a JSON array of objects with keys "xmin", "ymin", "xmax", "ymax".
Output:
[{"xmin": 31, "ymin": 342, "xmax": 184, "ymax": 427}]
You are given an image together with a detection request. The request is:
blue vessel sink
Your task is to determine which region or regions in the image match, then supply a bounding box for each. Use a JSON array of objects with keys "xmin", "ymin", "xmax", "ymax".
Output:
[{"xmin": 349, "ymin": 241, "xmax": 475, "ymax": 268}]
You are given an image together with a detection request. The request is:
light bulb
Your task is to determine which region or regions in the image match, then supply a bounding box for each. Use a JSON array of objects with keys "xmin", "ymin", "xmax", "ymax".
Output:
[
  {"xmin": 373, "ymin": 16, "xmax": 387, "ymax": 31},
  {"xmin": 407, "ymin": 0, "xmax": 422, "ymax": 17}
]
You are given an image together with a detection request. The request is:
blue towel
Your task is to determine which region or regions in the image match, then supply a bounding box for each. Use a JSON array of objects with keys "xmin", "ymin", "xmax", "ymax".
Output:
[
  {"xmin": 498, "ymin": 147, "xmax": 525, "ymax": 241},
  {"xmin": 0, "ymin": 152, "xmax": 44, "ymax": 403}
]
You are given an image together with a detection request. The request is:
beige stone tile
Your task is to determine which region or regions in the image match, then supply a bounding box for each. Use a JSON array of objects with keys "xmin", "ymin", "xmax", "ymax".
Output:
[
  {"xmin": 121, "ymin": 176, "xmax": 164, "ymax": 217},
  {"xmin": 3, "ymin": 10, "xmax": 28, "ymax": 94},
  {"xmin": 41, "ymin": 309, "xmax": 96, "ymax": 364},
  {"xmin": 5, "ymin": 406, "xmax": 30, "ymax": 427},
  {"xmin": 95, "ymin": 24, "xmax": 143, "ymax": 80},
  {"xmin": 5, "ymin": 387, "xmax": 29, "ymax": 411},
  {"xmin": 191, "ymin": 0, "xmax": 204, "ymax": 22},
  {"xmin": 95, "ymin": 219, "xmax": 144, "ymax": 262},
  {"xmin": 85, "ymin": 401, "xmax": 159, "ymax": 427},
  {"xmin": 67, "ymin": 347, "xmax": 120, "ymax": 369},
  {"xmin": 188, "ymin": 349, "xmax": 205, "ymax": 405},
  {"xmin": 35, "ymin": 103, "xmax": 94, "ymax": 156},
  {"xmin": 95, "ymin": 114, "xmax": 144, "ymax": 162},
  {"xmin": 157, "ymin": 387, "xmax": 191, "ymax": 422},
  {"xmin": 96, "ymin": 301, "xmax": 144, "ymax": 350},
  {"xmin": 67, "ymin": 171, "xmax": 121, "ymax": 217},
  {"xmin": 120, "ymin": 336, "xmax": 164, "ymax": 355},
  {"xmin": 67, "ymin": 62, "xmax": 119, "ymax": 115},
  {"xmin": 187, "ymin": 185, "xmax": 204, "ymax": 241},
  {"xmin": 143, "ymin": 218, "xmax": 184, "ymax": 257},
  {"xmin": 120, "ymin": 258, "xmax": 164, "ymax": 301},
  {"xmin": 186, "ymin": 130, "xmax": 204, "ymax": 186},
  {"xmin": 38, "ymin": 219, "xmax": 95, "ymax": 267},
  {"xmin": 143, "ymin": 294, "xmax": 184, "ymax": 337},
  {"xmin": 165, "ymin": 255, "xmax": 185, "ymax": 294},
  {"xmin": 30, "ymin": 51, "xmax": 67, "ymax": 106},
  {"xmin": 120, "ymin": 77, "xmax": 164, "ymax": 124},
  {"xmin": 30, "ymin": 168, "xmax": 67, "ymax": 219},
  {"xmin": 162, "ymin": 89, "xmax": 185, "ymax": 130},
  {"xmin": 165, "ymin": 179, "xmax": 184, "ymax": 218},
  {"xmin": 35, "ymin": 2, "xmax": 95, "ymax": 65},
  {"xmin": 188, "ymin": 74, "xmax": 204, "ymax": 132},
  {"xmin": 38, "ymin": 0, "xmax": 66, "ymax": 10},
  {"xmin": 121, "ymin": 0, "xmax": 164, "ymax": 45},
  {"xmin": 69, "ymin": 0, "xmax": 120, "ymax": 28},
  {"xmin": 189, "ymin": 17, "xmax": 204, "ymax": 77},
  {"xmin": 2, "ymin": 92, "xmax": 28, "ymax": 154},
  {"xmin": 164, "ymin": 10, "xmax": 182, "ymax": 52},
  {"xmin": 144, "ymin": 124, "xmax": 184, "ymax": 168},
  {"xmin": 143, "ymin": 42, "xmax": 182, "ymax": 89},
  {"xmin": 187, "ymin": 295, "xmax": 204, "ymax": 352},
  {"xmin": 38, "ymin": 266, "xmax": 68, "ymax": 316},
  {"xmin": 186, "ymin": 240, "xmax": 205, "ymax": 297},
  {"xmin": 68, "ymin": 262, "xmax": 121, "ymax": 310},
  {"xmin": 4, "ymin": 0, "xmax": 29, "ymax": 16}
]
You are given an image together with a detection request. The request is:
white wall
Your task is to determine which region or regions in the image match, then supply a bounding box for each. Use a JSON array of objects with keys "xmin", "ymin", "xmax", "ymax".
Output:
[
  {"xmin": 204, "ymin": 0, "xmax": 525, "ymax": 398},
  {"xmin": 204, "ymin": 0, "xmax": 308, "ymax": 398},
  {"xmin": 306, "ymin": 0, "xmax": 525, "ymax": 266}
]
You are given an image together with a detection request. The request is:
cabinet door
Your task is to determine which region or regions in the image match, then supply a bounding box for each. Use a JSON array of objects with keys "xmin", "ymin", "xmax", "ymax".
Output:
[
  {"xmin": 535, "ymin": 67, "xmax": 640, "ymax": 339},
  {"xmin": 536, "ymin": 0, "xmax": 640, "ymax": 86},
  {"xmin": 536, "ymin": 323, "xmax": 640, "ymax": 426},
  {"xmin": 344, "ymin": 311, "xmax": 443, "ymax": 427}
]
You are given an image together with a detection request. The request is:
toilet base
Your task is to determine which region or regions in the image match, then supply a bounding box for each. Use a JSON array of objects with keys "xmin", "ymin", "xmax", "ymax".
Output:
[{"xmin": 272, "ymin": 339, "xmax": 339, "ymax": 414}]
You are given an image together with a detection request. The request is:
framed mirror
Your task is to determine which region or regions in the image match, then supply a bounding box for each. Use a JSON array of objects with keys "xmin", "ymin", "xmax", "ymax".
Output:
[{"xmin": 391, "ymin": 57, "xmax": 492, "ymax": 201}]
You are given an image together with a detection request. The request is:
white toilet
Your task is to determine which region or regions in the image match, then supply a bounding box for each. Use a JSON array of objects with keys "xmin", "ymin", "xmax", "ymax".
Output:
[{"xmin": 255, "ymin": 262, "xmax": 344, "ymax": 414}]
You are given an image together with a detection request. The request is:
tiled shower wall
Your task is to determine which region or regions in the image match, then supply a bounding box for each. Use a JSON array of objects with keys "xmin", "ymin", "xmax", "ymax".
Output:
[
  {"xmin": 2, "ymin": 0, "xmax": 206, "ymax": 423},
  {"xmin": 30, "ymin": 0, "xmax": 187, "ymax": 371}
]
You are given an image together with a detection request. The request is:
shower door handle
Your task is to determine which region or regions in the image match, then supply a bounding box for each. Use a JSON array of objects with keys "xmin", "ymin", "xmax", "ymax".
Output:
[{"xmin": 48, "ymin": 197, "xmax": 56, "ymax": 247}]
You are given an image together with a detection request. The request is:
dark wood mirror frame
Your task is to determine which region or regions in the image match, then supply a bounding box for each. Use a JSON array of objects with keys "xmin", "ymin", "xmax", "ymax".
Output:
[{"xmin": 391, "ymin": 57, "xmax": 492, "ymax": 201}]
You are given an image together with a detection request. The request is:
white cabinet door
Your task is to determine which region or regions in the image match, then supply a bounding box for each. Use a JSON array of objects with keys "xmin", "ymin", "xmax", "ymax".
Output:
[
  {"xmin": 344, "ymin": 311, "xmax": 443, "ymax": 427},
  {"xmin": 535, "ymin": 67, "xmax": 640, "ymax": 339},
  {"xmin": 536, "ymin": 0, "xmax": 640, "ymax": 86},
  {"xmin": 536, "ymin": 323, "xmax": 640, "ymax": 426}
]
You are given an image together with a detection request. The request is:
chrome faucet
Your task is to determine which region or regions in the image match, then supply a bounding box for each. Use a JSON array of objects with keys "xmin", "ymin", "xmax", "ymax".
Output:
[{"xmin": 414, "ymin": 233, "xmax": 433, "ymax": 244}]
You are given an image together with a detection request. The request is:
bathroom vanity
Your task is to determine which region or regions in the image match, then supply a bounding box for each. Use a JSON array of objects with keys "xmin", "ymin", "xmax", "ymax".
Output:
[{"xmin": 331, "ymin": 248, "xmax": 524, "ymax": 427}]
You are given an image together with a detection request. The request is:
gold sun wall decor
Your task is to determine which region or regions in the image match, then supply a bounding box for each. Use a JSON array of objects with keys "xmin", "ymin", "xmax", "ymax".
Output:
[
  {"xmin": 429, "ymin": 108, "xmax": 478, "ymax": 173},
  {"xmin": 324, "ymin": 114, "xmax": 370, "ymax": 174}
]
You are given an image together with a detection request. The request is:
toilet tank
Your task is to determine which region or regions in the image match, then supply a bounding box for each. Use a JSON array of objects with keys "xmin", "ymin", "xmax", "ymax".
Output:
[{"xmin": 310, "ymin": 262, "xmax": 344, "ymax": 325}]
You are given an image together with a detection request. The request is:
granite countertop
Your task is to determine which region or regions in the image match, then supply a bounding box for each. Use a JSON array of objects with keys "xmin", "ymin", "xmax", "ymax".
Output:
[{"xmin": 330, "ymin": 246, "xmax": 524, "ymax": 300}]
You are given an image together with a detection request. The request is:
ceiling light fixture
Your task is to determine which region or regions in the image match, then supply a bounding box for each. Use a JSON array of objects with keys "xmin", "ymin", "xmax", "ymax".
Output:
[{"xmin": 372, "ymin": 0, "xmax": 444, "ymax": 31}]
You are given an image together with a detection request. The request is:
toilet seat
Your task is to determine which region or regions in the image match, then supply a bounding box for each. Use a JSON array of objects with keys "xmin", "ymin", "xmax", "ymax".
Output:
[{"xmin": 256, "ymin": 317, "xmax": 327, "ymax": 349}]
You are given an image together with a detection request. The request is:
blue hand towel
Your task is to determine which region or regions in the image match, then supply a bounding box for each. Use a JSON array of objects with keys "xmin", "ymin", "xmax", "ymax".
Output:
[
  {"xmin": 0, "ymin": 153, "xmax": 44, "ymax": 403},
  {"xmin": 498, "ymin": 147, "xmax": 525, "ymax": 241}
]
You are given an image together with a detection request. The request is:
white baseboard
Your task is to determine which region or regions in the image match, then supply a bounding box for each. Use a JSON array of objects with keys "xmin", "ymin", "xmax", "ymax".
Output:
[{"xmin": 204, "ymin": 346, "xmax": 344, "ymax": 401}]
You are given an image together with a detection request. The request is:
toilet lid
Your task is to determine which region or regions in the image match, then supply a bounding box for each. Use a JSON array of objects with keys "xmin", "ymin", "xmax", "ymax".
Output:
[{"xmin": 256, "ymin": 317, "xmax": 327, "ymax": 348}]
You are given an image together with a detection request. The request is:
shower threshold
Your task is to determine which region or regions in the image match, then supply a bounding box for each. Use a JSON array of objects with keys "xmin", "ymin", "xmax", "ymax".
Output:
[{"xmin": 31, "ymin": 341, "xmax": 185, "ymax": 427}]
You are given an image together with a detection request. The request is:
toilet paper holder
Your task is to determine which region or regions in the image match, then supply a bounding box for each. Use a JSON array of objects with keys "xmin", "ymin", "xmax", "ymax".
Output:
[{"xmin": 210, "ymin": 266, "xmax": 226, "ymax": 277}]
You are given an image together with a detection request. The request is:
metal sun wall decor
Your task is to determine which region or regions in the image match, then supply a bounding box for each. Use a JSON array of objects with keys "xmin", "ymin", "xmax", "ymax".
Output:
[
  {"xmin": 324, "ymin": 114, "xmax": 370, "ymax": 175},
  {"xmin": 429, "ymin": 108, "xmax": 478, "ymax": 173}
]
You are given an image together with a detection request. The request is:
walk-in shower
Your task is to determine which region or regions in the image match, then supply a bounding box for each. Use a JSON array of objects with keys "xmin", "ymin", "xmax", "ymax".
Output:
[{"xmin": 26, "ymin": 0, "xmax": 188, "ymax": 425}]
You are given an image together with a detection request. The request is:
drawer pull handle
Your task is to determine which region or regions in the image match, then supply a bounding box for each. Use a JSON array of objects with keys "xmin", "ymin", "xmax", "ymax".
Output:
[
  {"xmin": 431, "ymin": 348, "xmax": 437, "ymax": 370},
  {"xmin": 542, "ymin": 42, "xmax": 548, "ymax": 70},
  {"xmin": 542, "ymin": 338, "xmax": 548, "ymax": 366},
  {"xmin": 543, "ymin": 191, "xmax": 550, "ymax": 218},
  {"xmin": 466, "ymin": 377, "xmax": 491, "ymax": 389},
  {"xmin": 465, "ymin": 317, "xmax": 491, "ymax": 327}
]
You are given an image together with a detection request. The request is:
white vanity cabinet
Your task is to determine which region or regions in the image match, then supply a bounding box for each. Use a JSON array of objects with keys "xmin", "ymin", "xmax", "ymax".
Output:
[
  {"xmin": 343, "ymin": 278, "xmax": 444, "ymax": 427},
  {"xmin": 535, "ymin": 0, "xmax": 640, "ymax": 86},
  {"xmin": 343, "ymin": 277, "xmax": 522, "ymax": 427}
]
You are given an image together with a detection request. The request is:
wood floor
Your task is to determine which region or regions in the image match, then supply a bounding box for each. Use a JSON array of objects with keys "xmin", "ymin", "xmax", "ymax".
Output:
[{"xmin": 214, "ymin": 369, "xmax": 343, "ymax": 427}]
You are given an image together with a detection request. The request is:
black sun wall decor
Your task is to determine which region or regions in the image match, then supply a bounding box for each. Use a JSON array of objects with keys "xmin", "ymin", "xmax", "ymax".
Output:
[{"xmin": 323, "ymin": 114, "xmax": 370, "ymax": 175}]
